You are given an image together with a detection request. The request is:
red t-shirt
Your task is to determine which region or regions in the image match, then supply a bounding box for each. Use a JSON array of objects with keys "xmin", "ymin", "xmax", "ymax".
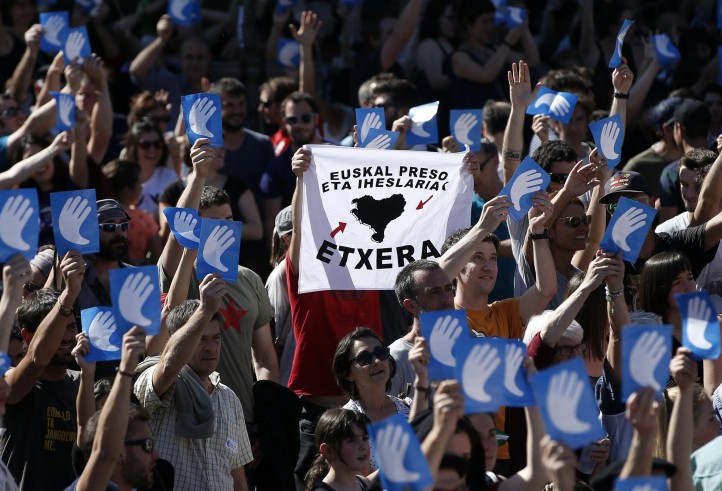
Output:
[
  {"xmin": 271, "ymin": 129, "xmax": 291, "ymax": 157},
  {"xmin": 286, "ymin": 254, "xmax": 383, "ymax": 396}
]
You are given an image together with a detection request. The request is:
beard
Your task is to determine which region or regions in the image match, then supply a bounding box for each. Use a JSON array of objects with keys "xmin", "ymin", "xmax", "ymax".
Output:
[
  {"xmin": 98, "ymin": 237, "xmax": 129, "ymax": 261},
  {"xmin": 122, "ymin": 451, "xmax": 154, "ymax": 489},
  {"xmin": 222, "ymin": 116, "xmax": 244, "ymax": 132}
]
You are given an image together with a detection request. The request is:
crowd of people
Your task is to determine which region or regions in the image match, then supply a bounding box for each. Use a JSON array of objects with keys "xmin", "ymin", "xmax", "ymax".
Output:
[{"xmin": 2, "ymin": 0, "xmax": 722, "ymax": 490}]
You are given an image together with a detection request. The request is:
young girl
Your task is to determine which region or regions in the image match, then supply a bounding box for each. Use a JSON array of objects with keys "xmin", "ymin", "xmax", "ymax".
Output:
[{"xmin": 305, "ymin": 409, "xmax": 372, "ymax": 491}]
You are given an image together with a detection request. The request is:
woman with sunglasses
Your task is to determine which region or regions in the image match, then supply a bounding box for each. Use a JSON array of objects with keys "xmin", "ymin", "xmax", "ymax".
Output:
[{"xmin": 122, "ymin": 118, "xmax": 179, "ymax": 221}]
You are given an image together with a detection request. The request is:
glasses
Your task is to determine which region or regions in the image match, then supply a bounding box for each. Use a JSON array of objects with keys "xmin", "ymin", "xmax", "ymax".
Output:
[
  {"xmin": 148, "ymin": 114, "xmax": 170, "ymax": 124},
  {"xmin": 284, "ymin": 113, "xmax": 315, "ymax": 125},
  {"xmin": 548, "ymin": 173, "xmax": 569, "ymax": 184},
  {"xmin": 125, "ymin": 438, "xmax": 154, "ymax": 454},
  {"xmin": 555, "ymin": 343, "xmax": 587, "ymax": 357},
  {"xmin": 138, "ymin": 140, "xmax": 163, "ymax": 150},
  {"xmin": 259, "ymin": 99, "xmax": 272, "ymax": 108},
  {"xmin": 352, "ymin": 346, "xmax": 391, "ymax": 367},
  {"xmin": 0, "ymin": 107, "xmax": 19, "ymax": 119},
  {"xmin": 557, "ymin": 215, "xmax": 592, "ymax": 227},
  {"xmin": 24, "ymin": 281, "xmax": 42, "ymax": 293},
  {"xmin": 99, "ymin": 222, "xmax": 129, "ymax": 233}
]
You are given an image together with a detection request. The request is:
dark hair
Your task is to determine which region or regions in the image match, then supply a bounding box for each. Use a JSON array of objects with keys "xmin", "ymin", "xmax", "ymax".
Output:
[
  {"xmin": 166, "ymin": 299, "xmax": 224, "ymax": 335},
  {"xmin": 441, "ymin": 228, "xmax": 499, "ymax": 255},
  {"xmin": 453, "ymin": 416, "xmax": 487, "ymax": 489},
  {"xmin": 419, "ymin": 0, "xmax": 455, "ymax": 40},
  {"xmin": 680, "ymin": 148, "xmax": 716, "ymax": 171},
  {"xmin": 199, "ymin": 185, "xmax": 231, "ymax": 211},
  {"xmin": 482, "ymin": 100, "xmax": 511, "ymax": 135},
  {"xmin": 259, "ymin": 77, "xmax": 298, "ymax": 104},
  {"xmin": 304, "ymin": 408, "xmax": 371, "ymax": 491},
  {"xmin": 394, "ymin": 259, "xmax": 442, "ymax": 307},
  {"xmin": 102, "ymin": 159, "xmax": 141, "ymax": 196},
  {"xmin": 695, "ymin": 164, "xmax": 713, "ymax": 192},
  {"xmin": 565, "ymin": 271, "xmax": 607, "ymax": 361},
  {"xmin": 15, "ymin": 134, "xmax": 69, "ymax": 190},
  {"xmin": 128, "ymin": 91, "xmax": 166, "ymax": 127},
  {"xmin": 371, "ymin": 79, "xmax": 418, "ymax": 110},
  {"xmin": 333, "ymin": 327, "xmax": 396, "ymax": 398},
  {"xmin": 638, "ymin": 252, "xmax": 693, "ymax": 321},
  {"xmin": 80, "ymin": 404, "xmax": 151, "ymax": 459},
  {"xmin": 17, "ymin": 288, "xmax": 61, "ymax": 333},
  {"xmin": 270, "ymin": 231, "xmax": 290, "ymax": 267},
  {"xmin": 212, "ymin": 77, "xmax": 247, "ymax": 99},
  {"xmin": 124, "ymin": 118, "xmax": 169, "ymax": 168},
  {"xmin": 93, "ymin": 376, "xmax": 114, "ymax": 403},
  {"xmin": 460, "ymin": 0, "xmax": 496, "ymax": 27},
  {"xmin": 281, "ymin": 91, "xmax": 320, "ymax": 114},
  {"xmin": 358, "ymin": 73, "xmax": 397, "ymax": 106},
  {"xmin": 532, "ymin": 140, "xmax": 577, "ymax": 173}
]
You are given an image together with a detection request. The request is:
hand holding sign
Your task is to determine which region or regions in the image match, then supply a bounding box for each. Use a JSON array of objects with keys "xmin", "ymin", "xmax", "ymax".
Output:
[
  {"xmin": 677, "ymin": 291, "xmax": 721, "ymax": 360},
  {"xmin": 499, "ymin": 157, "xmax": 550, "ymax": 221},
  {"xmin": 163, "ymin": 208, "xmax": 201, "ymax": 249},
  {"xmin": 622, "ymin": 325, "xmax": 671, "ymax": 400}
]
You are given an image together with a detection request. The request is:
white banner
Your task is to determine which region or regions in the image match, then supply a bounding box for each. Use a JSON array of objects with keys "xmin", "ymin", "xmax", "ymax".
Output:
[{"xmin": 299, "ymin": 145, "xmax": 472, "ymax": 292}]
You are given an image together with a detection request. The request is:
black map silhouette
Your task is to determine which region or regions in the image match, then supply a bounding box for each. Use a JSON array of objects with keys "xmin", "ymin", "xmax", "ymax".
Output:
[{"xmin": 351, "ymin": 194, "xmax": 406, "ymax": 243}]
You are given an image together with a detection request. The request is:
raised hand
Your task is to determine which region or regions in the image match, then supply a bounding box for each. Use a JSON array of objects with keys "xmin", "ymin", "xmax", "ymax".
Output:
[
  {"xmin": 156, "ymin": 14, "xmax": 174, "ymax": 43},
  {"xmin": 189, "ymin": 138, "xmax": 214, "ymax": 176},
  {"xmin": 374, "ymin": 424, "xmax": 421, "ymax": 482},
  {"xmin": 612, "ymin": 207, "xmax": 647, "ymax": 251},
  {"xmin": 528, "ymin": 191, "xmax": 553, "ymax": 230},
  {"xmin": 65, "ymin": 31, "xmax": 86, "ymax": 62},
  {"xmin": 60, "ymin": 251, "xmax": 85, "ymax": 297},
  {"xmin": 44, "ymin": 15, "xmax": 66, "ymax": 46},
  {"xmin": 685, "ymin": 296, "xmax": 713, "ymax": 350},
  {"xmin": 199, "ymin": 274, "xmax": 227, "ymax": 316},
  {"xmin": 188, "ymin": 97, "xmax": 217, "ymax": 138},
  {"xmin": 87, "ymin": 310, "xmax": 119, "ymax": 352},
  {"xmin": 503, "ymin": 343, "xmax": 525, "ymax": 397},
  {"xmin": 453, "ymin": 112, "xmax": 479, "ymax": 146},
  {"xmin": 670, "ymin": 347, "xmax": 697, "ymax": 391},
  {"xmin": 58, "ymin": 195, "xmax": 91, "ymax": 245},
  {"xmin": 366, "ymin": 133, "xmax": 391, "ymax": 149},
  {"xmin": 119, "ymin": 326, "xmax": 147, "ymax": 374},
  {"xmin": 629, "ymin": 330, "xmax": 667, "ymax": 391},
  {"xmin": 173, "ymin": 210, "xmax": 200, "ymax": 244},
  {"xmin": 478, "ymin": 195, "xmax": 513, "ymax": 231},
  {"xmin": 202, "ymin": 224, "xmax": 236, "ymax": 272},
  {"xmin": 2, "ymin": 254, "xmax": 31, "ymax": 301},
  {"xmin": 360, "ymin": 112, "xmax": 382, "ymax": 143},
  {"xmin": 626, "ymin": 387, "xmax": 659, "ymax": 439},
  {"xmin": 510, "ymin": 169, "xmax": 544, "ymax": 211},
  {"xmin": 547, "ymin": 369, "xmax": 591, "ymax": 434},
  {"xmin": 291, "ymin": 147, "xmax": 312, "ymax": 178},
  {"xmin": 508, "ymin": 60, "xmax": 535, "ymax": 108},
  {"xmin": 540, "ymin": 436, "xmax": 578, "ymax": 491},
  {"xmin": 71, "ymin": 332, "xmax": 94, "ymax": 372},
  {"xmin": 83, "ymin": 53, "xmax": 106, "ymax": 85},
  {"xmin": 290, "ymin": 10, "xmax": 322, "ymax": 47},
  {"xmin": 118, "ymin": 272, "xmax": 154, "ymax": 327},
  {"xmin": 531, "ymin": 114, "xmax": 551, "ymax": 144},
  {"xmin": 429, "ymin": 315, "xmax": 462, "ymax": 367},
  {"xmin": 408, "ymin": 337, "xmax": 430, "ymax": 383},
  {"xmin": 0, "ymin": 195, "xmax": 34, "ymax": 251},
  {"xmin": 563, "ymin": 158, "xmax": 602, "ymax": 198},
  {"xmin": 599, "ymin": 120, "xmax": 621, "ymax": 160},
  {"xmin": 462, "ymin": 343, "xmax": 501, "ymax": 403},
  {"xmin": 170, "ymin": 0, "xmax": 193, "ymax": 21}
]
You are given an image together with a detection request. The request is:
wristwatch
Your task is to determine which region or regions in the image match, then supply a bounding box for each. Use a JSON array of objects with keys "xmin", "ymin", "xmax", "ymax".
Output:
[
  {"xmin": 528, "ymin": 228, "xmax": 549, "ymax": 241},
  {"xmin": 57, "ymin": 301, "xmax": 73, "ymax": 317}
]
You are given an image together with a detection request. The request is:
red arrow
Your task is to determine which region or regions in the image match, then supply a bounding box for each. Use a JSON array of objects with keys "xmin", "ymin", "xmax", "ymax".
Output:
[
  {"xmin": 416, "ymin": 195, "xmax": 434, "ymax": 210},
  {"xmin": 330, "ymin": 222, "xmax": 347, "ymax": 238}
]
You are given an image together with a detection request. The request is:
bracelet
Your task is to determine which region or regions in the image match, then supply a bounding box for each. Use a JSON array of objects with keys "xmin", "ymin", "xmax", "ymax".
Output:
[
  {"xmin": 118, "ymin": 370, "xmax": 135, "ymax": 378},
  {"xmin": 528, "ymin": 228, "xmax": 549, "ymax": 241},
  {"xmin": 414, "ymin": 384, "xmax": 431, "ymax": 394},
  {"xmin": 502, "ymin": 148, "xmax": 522, "ymax": 160},
  {"xmin": 605, "ymin": 287, "xmax": 624, "ymax": 302},
  {"xmin": 613, "ymin": 92, "xmax": 629, "ymax": 99},
  {"xmin": 56, "ymin": 301, "xmax": 73, "ymax": 317}
]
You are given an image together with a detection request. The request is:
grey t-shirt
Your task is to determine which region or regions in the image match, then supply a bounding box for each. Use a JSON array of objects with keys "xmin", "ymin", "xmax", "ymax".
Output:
[{"xmin": 388, "ymin": 337, "xmax": 415, "ymax": 398}]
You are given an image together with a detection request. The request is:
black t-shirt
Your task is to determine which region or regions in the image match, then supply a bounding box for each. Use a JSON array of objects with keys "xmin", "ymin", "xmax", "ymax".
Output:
[{"xmin": 0, "ymin": 371, "xmax": 80, "ymax": 491}]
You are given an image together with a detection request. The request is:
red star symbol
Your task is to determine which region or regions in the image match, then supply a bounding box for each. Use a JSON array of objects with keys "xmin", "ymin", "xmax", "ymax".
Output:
[{"xmin": 220, "ymin": 300, "xmax": 247, "ymax": 333}]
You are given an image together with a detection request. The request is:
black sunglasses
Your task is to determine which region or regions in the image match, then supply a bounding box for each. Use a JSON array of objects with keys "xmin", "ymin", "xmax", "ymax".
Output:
[
  {"xmin": 284, "ymin": 113, "xmax": 315, "ymax": 125},
  {"xmin": 138, "ymin": 140, "xmax": 163, "ymax": 150},
  {"xmin": 0, "ymin": 107, "xmax": 19, "ymax": 119},
  {"xmin": 260, "ymin": 99, "xmax": 272, "ymax": 108},
  {"xmin": 557, "ymin": 215, "xmax": 592, "ymax": 227},
  {"xmin": 148, "ymin": 114, "xmax": 170, "ymax": 124},
  {"xmin": 125, "ymin": 438, "xmax": 154, "ymax": 454},
  {"xmin": 352, "ymin": 346, "xmax": 391, "ymax": 367},
  {"xmin": 548, "ymin": 172, "xmax": 569, "ymax": 184},
  {"xmin": 24, "ymin": 281, "xmax": 42, "ymax": 293},
  {"xmin": 555, "ymin": 343, "xmax": 587, "ymax": 357},
  {"xmin": 99, "ymin": 222, "xmax": 129, "ymax": 233}
]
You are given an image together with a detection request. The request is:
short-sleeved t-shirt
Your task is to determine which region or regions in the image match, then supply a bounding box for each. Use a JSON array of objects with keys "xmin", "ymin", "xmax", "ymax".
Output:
[
  {"xmin": 220, "ymin": 129, "xmax": 274, "ymax": 199},
  {"xmin": 659, "ymin": 160, "xmax": 684, "ymax": 212}
]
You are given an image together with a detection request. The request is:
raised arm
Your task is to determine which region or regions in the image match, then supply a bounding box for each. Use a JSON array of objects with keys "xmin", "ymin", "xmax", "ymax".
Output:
[
  {"xmin": 288, "ymin": 147, "xmax": 313, "ymax": 275},
  {"xmin": 72, "ymin": 332, "xmax": 95, "ymax": 448},
  {"xmin": 0, "ymin": 255, "xmax": 30, "ymax": 351},
  {"xmin": 379, "ymin": 0, "xmax": 422, "ymax": 71},
  {"xmin": 573, "ymin": 150, "xmax": 609, "ymax": 270},
  {"xmin": 84, "ymin": 54, "xmax": 113, "ymax": 163},
  {"xmin": 602, "ymin": 251, "xmax": 627, "ymax": 385},
  {"xmin": 692, "ymin": 148, "xmax": 722, "ymax": 226},
  {"xmin": 9, "ymin": 24, "xmax": 43, "ymax": 104},
  {"xmin": 452, "ymin": 27, "xmax": 523, "ymax": 86},
  {"xmin": 502, "ymin": 61, "xmax": 535, "ymax": 183},
  {"xmin": 70, "ymin": 111, "xmax": 89, "ymax": 188},
  {"xmin": 7, "ymin": 251, "xmax": 85, "ymax": 404},
  {"xmin": 407, "ymin": 336, "xmax": 430, "ymax": 420},
  {"xmin": 420, "ymin": 380, "xmax": 464, "ymax": 482},
  {"xmin": 34, "ymin": 51, "xmax": 65, "ymax": 110},
  {"xmin": 0, "ymin": 131, "xmax": 71, "ymax": 189},
  {"xmin": 610, "ymin": 57, "xmax": 633, "ymax": 129},
  {"xmin": 619, "ymin": 387, "xmax": 658, "ymax": 478},
  {"xmin": 152, "ymin": 274, "xmax": 226, "ymax": 397},
  {"xmin": 666, "ymin": 348, "xmax": 696, "ymax": 491},
  {"xmin": 129, "ymin": 15, "xmax": 174, "ymax": 82},
  {"xmin": 75, "ymin": 327, "xmax": 147, "ymax": 491},
  {"xmin": 539, "ymin": 437, "xmax": 578, "ymax": 491}
]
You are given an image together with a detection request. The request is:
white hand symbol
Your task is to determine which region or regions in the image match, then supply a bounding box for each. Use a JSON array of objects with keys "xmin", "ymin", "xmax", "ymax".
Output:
[
  {"xmin": 630, "ymin": 330, "xmax": 667, "ymax": 391},
  {"xmin": 202, "ymin": 224, "xmax": 236, "ymax": 272},
  {"xmin": 410, "ymin": 120, "xmax": 430, "ymax": 137},
  {"xmin": 504, "ymin": 343, "xmax": 525, "ymax": 397},
  {"xmin": 58, "ymin": 95, "xmax": 74, "ymax": 128},
  {"xmin": 58, "ymin": 195, "xmax": 91, "ymax": 245},
  {"xmin": 278, "ymin": 41, "xmax": 299, "ymax": 67},
  {"xmin": 655, "ymin": 35, "xmax": 677, "ymax": 58},
  {"xmin": 173, "ymin": 210, "xmax": 200, "ymax": 243},
  {"xmin": 44, "ymin": 15, "xmax": 65, "ymax": 46},
  {"xmin": 409, "ymin": 104, "xmax": 438, "ymax": 137},
  {"xmin": 170, "ymin": 0, "xmax": 192, "ymax": 20},
  {"xmin": 429, "ymin": 315, "xmax": 463, "ymax": 367},
  {"xmin": 686, "ymin": 296, "xmax": 713, "ymax": 350},
  {"xmin": 118, "ymin": 273, "xmax": 154, "ymax": 327},
  {"xmin": 366, "ymin": 134, "xmax": 392, "ymax": 149},
  {"xmin": 453, "ymin": 113, "xmax": 479, "ymax": 146},
  {"xmin": 533, "ymin": 93, "xmax": 555, "ymax": 110},
  {"xmin": 549, "ymin": 95, "xmax": 571, "ymax": 118},
  {"xmin": 88, "ymin": 310, "xmax": 119, "ymax": 352},
  {"xmin": 630, "ymin": 485, "xmax": 655, "ymax": 491},
  {"xmin": 65, "ymin": 31, "xmax": 86, "ymax": 62},
  {"xmin": 462, "ymin": 344, "xmax": 501, "ymax": 403},
  {"xmin": 508, "ymin": 7, "xmax": 524, "ymax": 24},
  {"xmin": 0, "ymin": 195, "xmax": 33, "ymax": 251},
  {"xmin": 611, "ymin": 206, "xmax": 647, "ymax": 252},
  {"xmin": 188, "ymin": 97, "xmax": 216, "ymax": 138},
  {"xmin": 599, "ymin": 120, "xmax": 620, "ymax": 159},
  {"xmin": 375, "ymin": 424, "xmax": 420, "ymax": 482},
  {"xmin": 547, "ymin": 369, "xmax": 591, "ymax": 434},
  {"xmin": 360, "ymin": 112, "xmax": 382, "ymax": 143},
  {"xmin": 615, "ymin": 23, "xmax": 632, "ymax": 60},
  {"xmin": 510, "ymin": 169, "xmax": 544, "ymax": 211}
]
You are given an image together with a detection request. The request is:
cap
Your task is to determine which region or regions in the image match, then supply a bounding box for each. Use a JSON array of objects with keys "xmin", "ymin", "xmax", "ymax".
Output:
[
  {"xmin": 667, "ymin": 98, "xmax": 710, "ymax": 128},
  {"xmin": 590, "ymin": 457, "xmax": 676, "ymax": 491},
  {"xmin": 97, "ymin": 199, "xmax": 131, "ymax": 223},
  {"xmin": 274, "ymin": 206, "xmax": 293, "ymax": 237},
  {"xmin": 648, "ymin": 97, "xmax": 683, "ymax": 130},
  {"xmin": 598, "ymin": 171, "xmax": 651, "ymax": 204}
]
